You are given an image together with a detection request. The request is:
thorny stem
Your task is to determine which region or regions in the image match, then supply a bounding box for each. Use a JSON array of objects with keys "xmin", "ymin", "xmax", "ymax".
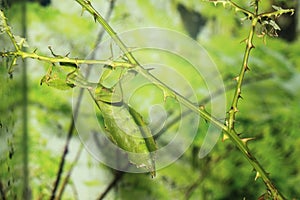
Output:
[
  {"xmin": 0, "ymin": 50, "xmax": 133, "ymax": 68},
  {"xmin": 75, "ymin": 0, "xmax": 290, "ymax": 199},
  {"xmin": 0, "ymin": 11, "xmax": 20, "ymax": 51},
  {"xmin": 228, "ymin": 17, "xmax": 257, "ymax": 131},
  {"xmin": 56, "ymin": 145, "xmax": 83, "ymax": 200},
  {"xmin": 0, "ymin": 10, "xmax": 132, "ymax": 69}
]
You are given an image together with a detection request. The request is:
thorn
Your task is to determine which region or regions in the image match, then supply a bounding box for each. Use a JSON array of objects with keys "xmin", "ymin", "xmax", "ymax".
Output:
[
  {"xmin": 199, "ymin": 105, "xmax": 208, "ymax": 123},
  {"xmin": 235, "ymin": 7, "xmax": 240, "ymax": 12},
  {"xmin": 232, "ymin": 106, "xmax": 239, "ymax": 113},
  {"xmin": 93, "ymin": 13, "xmax": 97, "ymax": 23},
  {"xmin": 254, "ymin": 171, "xmax": 261, "ymax": 181},
  {"xmin": 222, "ymin": 133, "xmax": 229, "ymax": 141},
  {"xmin": 33, "ymin": 48, "xmax": 37, "ymax": 53},
  {"xmin": 233, "ymin": 76, "xmax": 239, "ymax": 82},
  {"xmin": 224, "ymin": 119, "xmax": 229, "ymax": 126},
  {"xmin": 65, "ymin": 52, "xmax": 70, "ymax": 57},
  {"xmin": 241, "ymin": 137, "xmax": 255, "ymax": 145},
  {"xmin": 84, "ymin": 0, "xmax": 91, "ymax": 5},
  {"xmin": 238, "ymin": 94, "xmax": 243, "ymax": 99},
  {"xmin": 199, "ymin": 105, "xmax": 205, "ymax": 111},
  {"xmin": 244, "ymin": 65, "xmax": 250, "ymax": 71},
  {"xmin": 48, "ymin": 46, "xmax": 58, "ymax": 57},
  {"xmin": 240, "ymin": 38, "xmax": 247, "ymax": 44},
  {"xmin": 222, "ymin": 2, "xmax": 226, "ymax": 8}
]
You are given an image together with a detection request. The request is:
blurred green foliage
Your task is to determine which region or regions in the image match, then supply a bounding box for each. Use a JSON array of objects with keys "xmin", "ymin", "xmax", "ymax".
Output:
[{"xmin": 0, "ymin": 0, "xmax": 299, "ymax": 199}]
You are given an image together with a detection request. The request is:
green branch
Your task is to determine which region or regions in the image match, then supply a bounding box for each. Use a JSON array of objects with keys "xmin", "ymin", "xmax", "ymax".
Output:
[
  {"xmin": 209, "ymin": 0, "xmax": 293, "ymax": 199},
  {"xmin": 204, "ymin": 0, "xmax": 254, "ymax": 18},
  {"xmin": 1, "ymin": 50, "xmax": 133, "ymax": 68},
  {"xmin": 260, "ymin": 7, "xmax": 295, "ymax": 19},
  {"xmin": 74, "ymin": 0, "xmax": 287, "ymax": 199},
  {"xmin": 0, "ymin": 10, "xmax": 133, "ymax": 74},
  {"xmin": 227, "ymin": 17, "xmax": 257, "ymax": 131},
  {"xmin": 0, "ymin": 10, "xmax": 20, "ymax": 51}
]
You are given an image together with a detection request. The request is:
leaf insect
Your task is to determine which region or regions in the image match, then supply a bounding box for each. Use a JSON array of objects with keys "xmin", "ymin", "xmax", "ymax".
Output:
[
  {"xmin": 92, "ymin": 65, "xmax": 157, "ymax": 176},
  {"xmin": 65, "ymin": 64, "xmax": 157, "ymax": 176}
]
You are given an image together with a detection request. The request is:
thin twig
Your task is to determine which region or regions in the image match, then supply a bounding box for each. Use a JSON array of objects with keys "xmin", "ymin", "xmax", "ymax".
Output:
[
  {"xmin": 56, "ymin": 145, "xmax": 83, "ymax": 199},
  {"xmin": 97, "ymin": 171, "xmax": 124, "ymax": 200},
  {"xmin": 69, "ymin": 181, "xmax": 79, "ymax": 200},
  {"xmin": 49, "ymin": 117, "xmax": 76, "ymax": 200},
  {"xmin": 93, "ymin": 132, "xmax": 129, "ymax": 200},
  {"xmin": 52, "ymin": 1, "xmax": 117, "ymax": 199},
  {"xmin": 0, "ymin": 51, "xmax": 133, "ymax": 68}
]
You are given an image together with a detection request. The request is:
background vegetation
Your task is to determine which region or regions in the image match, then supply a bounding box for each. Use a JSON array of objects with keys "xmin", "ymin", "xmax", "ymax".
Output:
[{"xmin": 1, "ymin": 0, "xmax": 299, "ymax": 199}]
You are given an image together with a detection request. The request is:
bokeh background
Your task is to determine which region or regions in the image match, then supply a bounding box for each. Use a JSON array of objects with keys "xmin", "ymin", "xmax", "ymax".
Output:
[{"xmin": 1, "ymin": 0, "xmax": 299, "ymax": 199}]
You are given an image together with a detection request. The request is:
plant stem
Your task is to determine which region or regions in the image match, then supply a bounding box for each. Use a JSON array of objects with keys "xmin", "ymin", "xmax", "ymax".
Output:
[
  {"xmin": 0, "ymin": 51, "xmax": 132, "ymax": 68},
  {"xmin": 74, "ymin": 1, "xmax": 286, "ymax": 199},
  {"xmin": 228, "ymin": 17, "xmax": 257, "ymax": 131}
]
